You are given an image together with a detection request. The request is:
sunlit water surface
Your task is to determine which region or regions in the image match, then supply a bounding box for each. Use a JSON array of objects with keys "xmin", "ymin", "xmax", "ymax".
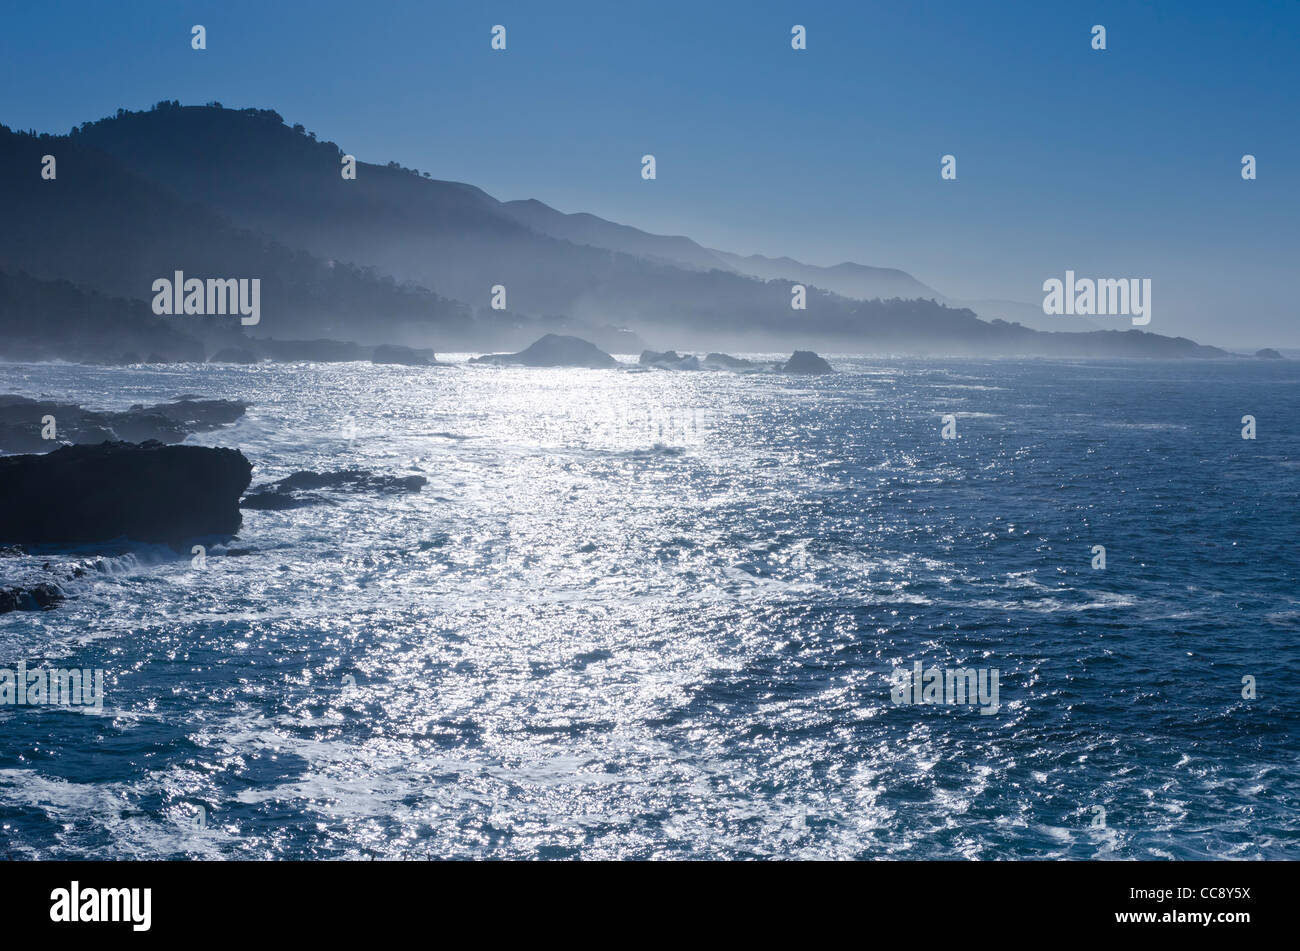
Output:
[{"xmin": 1, "ymin": 357, "xmax": 1297, "ymax": 859}]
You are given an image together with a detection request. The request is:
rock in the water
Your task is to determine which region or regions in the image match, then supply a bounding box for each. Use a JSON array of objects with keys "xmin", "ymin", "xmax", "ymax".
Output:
[
  {"xmin": 0, "ymin": 395, "xmax": 247, "ymax": 454},
  {"xmin": 702, "ymin": 352, "xmax": 754, "ymax": 370},
  {"xmin": 371, "ymin": 344, "xmax": 440, "ymax": 366},
  {"xmin": 782, "ymin": 350, "xmax": 834, "ymax": 374},
  {"xmin": 639, "ymin": 349, "xmax": 682, "ymax": 365},
  {"xmin": 242, "ymin": 469, "xmax": 427, "ymax": 510},
  {"xmin": 639, "ymin": 349, "xmax": 700, "ymax": 370},
  {"xmin": 1255, "ymin": 348, "xmax": 1284, "ymax": 359},
  {"xmin": 0, "ymin": 582, "xmax": 64, "ymax": 613},
  {"xmin": 0, "ymin": 441, "xmax": 251, "ymax": 546},
  {"xmin": 470, "ymin": 334, "xmax": 617, "ymax": 369}
]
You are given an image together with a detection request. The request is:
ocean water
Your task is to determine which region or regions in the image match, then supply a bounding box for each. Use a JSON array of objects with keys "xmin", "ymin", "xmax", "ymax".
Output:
[{"xmin": 1, "ymin": 356, "xmax": 1297, "ymax": 860}]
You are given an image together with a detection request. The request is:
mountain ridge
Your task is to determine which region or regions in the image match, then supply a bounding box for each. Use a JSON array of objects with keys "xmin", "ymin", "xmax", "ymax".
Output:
[{"xmin": 0, "ymin": 102, "xmax": 1235, "ymax": 359}]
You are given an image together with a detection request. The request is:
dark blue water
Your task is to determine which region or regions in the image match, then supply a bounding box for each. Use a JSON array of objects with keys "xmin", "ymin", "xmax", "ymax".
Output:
[{"xmin": 1, "ymin": 356, "xmax": 1297, "ymax": 858}]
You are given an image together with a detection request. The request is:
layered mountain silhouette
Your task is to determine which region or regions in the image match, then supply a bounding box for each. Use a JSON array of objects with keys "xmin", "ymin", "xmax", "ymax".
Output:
[
  {"xmin": 1, "ymin": 102, "xmax": 1229, "ymax": 359},
  {"xmin": 498, "ymin": 198, "xmax": 940, "ymax": 300}
]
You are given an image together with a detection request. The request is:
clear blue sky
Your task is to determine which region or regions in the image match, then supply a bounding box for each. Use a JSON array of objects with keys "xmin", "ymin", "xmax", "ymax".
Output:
[{"xmin": 2, "ymin": 0, "xmax": 1296, "ymax": 347}]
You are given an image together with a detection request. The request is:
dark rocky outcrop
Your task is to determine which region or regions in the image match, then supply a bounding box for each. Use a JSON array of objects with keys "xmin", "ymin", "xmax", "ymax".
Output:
[
  {"xmin": 371, "ymin": 344, "xmax": 440, "ymax": 366},
  {"xmin": 1255, "ymin": 348, "xmax": 1284, "ymax": 359},
  {"xmin": 0, "ymin": 395, "xmax": 247, "ymax": 454},
  {"xmin": 0, "ymin": 441, "xmax": 252, "ymax": 546},
  {"xmin": 242, "ymin": 469, "xmax": 427, "ymax": 510},
  {"xmin": 470, "ymin": 334, "xmax": 617, "ymax": 369},
  {"xmin": 782, "ymin": 351, "xmax": 834, "ymax": 374}
]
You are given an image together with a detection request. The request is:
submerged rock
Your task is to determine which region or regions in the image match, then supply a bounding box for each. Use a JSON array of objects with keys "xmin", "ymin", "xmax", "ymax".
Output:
[
  {"xmin": 782, "ymin": 350, "xmax": 834, "ymax": 374},
  {"xmin": 242, "ymin": 469, "xmax": 427, "ymax": 509},
  {"xmin": 470, "ymin": 334, "xmax": 617, "ymax": 369},
  {"xmin": 0, "ymin": 441, "xmax": 251, "ymax": 546}
]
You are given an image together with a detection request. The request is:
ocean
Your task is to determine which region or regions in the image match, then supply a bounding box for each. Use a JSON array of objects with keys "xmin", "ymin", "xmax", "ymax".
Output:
[{"xmin": 1, "ymin": 356, "xmax": 1297, "ymax": 859}]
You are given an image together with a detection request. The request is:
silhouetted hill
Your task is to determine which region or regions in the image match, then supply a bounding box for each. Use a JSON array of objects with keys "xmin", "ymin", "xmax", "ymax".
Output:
[{"xmin": 0, "ymin": 115, "xmax": 473, "ymax": 346}]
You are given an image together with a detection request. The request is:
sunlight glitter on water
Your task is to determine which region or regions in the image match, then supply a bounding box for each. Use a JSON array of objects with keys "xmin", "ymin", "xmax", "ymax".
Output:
[{"xmin": 1, "ymin": 357, "xmax": 1297, "ymax": 858}]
